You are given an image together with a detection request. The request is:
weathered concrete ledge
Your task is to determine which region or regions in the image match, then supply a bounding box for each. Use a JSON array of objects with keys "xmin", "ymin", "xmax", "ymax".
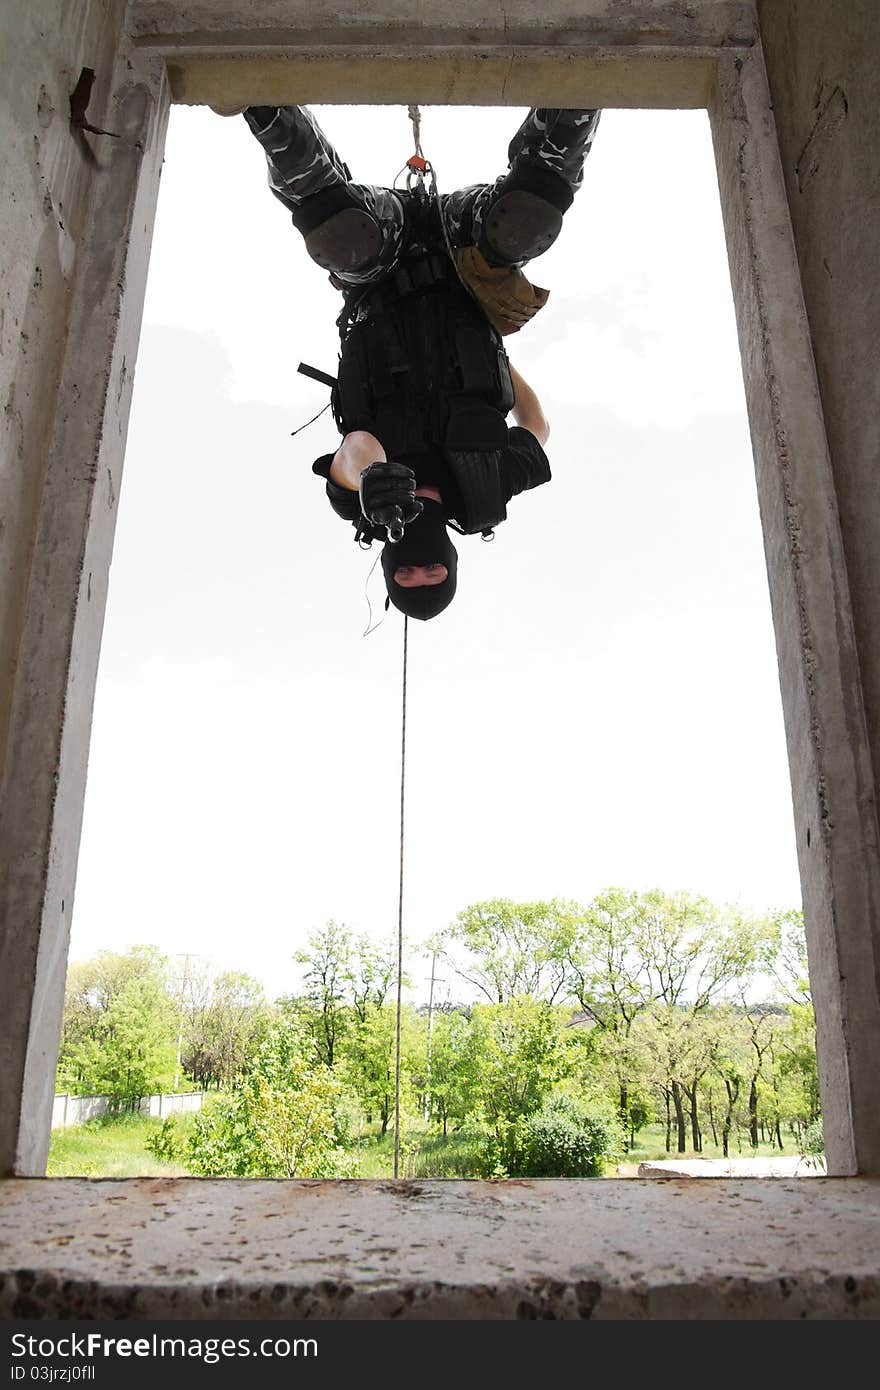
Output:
[
  {"xmin": 1, "ymin": 1178, "xmax": 879, "ymax": 1319},
  {"xmin": 161, "ymin": 51, "xmax": 719, "ymax": 109},
  {"xmin": 129, "ymin": 0, "xmax": 755, "ymax": 107},
  {"xmin": 128, "ymin": 0, "xmax": 758, "ymax": 51}
]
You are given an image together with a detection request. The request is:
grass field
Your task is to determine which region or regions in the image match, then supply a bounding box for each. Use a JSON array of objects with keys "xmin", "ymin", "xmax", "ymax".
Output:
[
  {"xmin": 47, "ymin": 1113, "xmax": 802, "ymax": 1179},
  {"xmin": 47, "ymin": 1113, "xmax": 192, "ymax": 1177}
]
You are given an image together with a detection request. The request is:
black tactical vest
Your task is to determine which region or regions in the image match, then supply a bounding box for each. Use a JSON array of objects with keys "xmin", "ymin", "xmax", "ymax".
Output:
[{"xmin": 330, "ymin": 191, "xmax": 517, "ymax": 536}]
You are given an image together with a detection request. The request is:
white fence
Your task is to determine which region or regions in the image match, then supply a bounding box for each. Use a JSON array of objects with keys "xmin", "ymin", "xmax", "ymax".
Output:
[{"xmin": 52, "ymin": 1091, "xmax": 205, "ymax": 1129}]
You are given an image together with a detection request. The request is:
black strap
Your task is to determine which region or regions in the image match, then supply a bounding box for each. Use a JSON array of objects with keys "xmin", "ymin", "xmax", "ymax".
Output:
[{"xmin": 298, "ymin": 361, "xmax": 337, "ymax": 389}]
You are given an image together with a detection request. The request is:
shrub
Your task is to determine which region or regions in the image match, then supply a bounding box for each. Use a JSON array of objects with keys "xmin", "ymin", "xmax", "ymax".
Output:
[
  {"xmin": 184, "ymin": 1020, "xmax": 358, "ymax": 1178},
  {"xmin": 478, "ymin": 1094, "xmax": 625, "ymax": 1178},
  {"xmin": 145, "ymin": 1117, "xmax": 181, "ymax": 1163},
  {"xmin": 798, "ymin": 1117, "xmax": 825, "ymax": 1171}
]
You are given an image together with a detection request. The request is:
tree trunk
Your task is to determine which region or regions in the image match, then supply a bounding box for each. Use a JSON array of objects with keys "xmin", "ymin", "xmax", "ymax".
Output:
[
  {"xmin": 708, "ymin": 1090, "xmax": 718, "ymax": 1147},
  {"xmin": 722, "ymin": 1076, "xmax": 739, "ymax": 1159},
  {"xmin": 688, "ymin": 1082, "xmax": 701, "ymax": 1153},
  {"xmin": 748, "ymin": 1076, "xmax": 759, "ymax": 1149},
  {"xmin": 671, "ymin": 1080, "xmax": 687, "ymax": 1153},
  {"xmin": 664, "ymin": 1091, "xmax": 672, "ymax": 1152}
]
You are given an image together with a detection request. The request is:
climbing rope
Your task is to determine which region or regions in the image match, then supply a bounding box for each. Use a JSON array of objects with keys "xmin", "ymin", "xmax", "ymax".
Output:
[
  {"xmin": 387, "ymin": 106, "xmax": 480, "ymax": 1178},
  {"xmin": 393, "ymin": 615, "xmax": 409, "ymax": 1178},
  {"xmin": 408, "ymin": 103, "xmax": 425, "ymax": 165},
  {"xmin": 389, "ymin": 105, "xmax": 424, "ymax": 1181},
  {"xmin": 394, "ymin": 101, "xmax": 431, "ymax": 190}
]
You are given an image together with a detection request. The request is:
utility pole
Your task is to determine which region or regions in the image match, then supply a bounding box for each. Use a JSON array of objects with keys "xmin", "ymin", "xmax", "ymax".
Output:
[
  {"xmin": 173, "ymin": 953, "xmax": 196, "ymax": 1093},
  {"xmin": 423, "ymin": 951, "xmax": 443, "ymax": 1122}
]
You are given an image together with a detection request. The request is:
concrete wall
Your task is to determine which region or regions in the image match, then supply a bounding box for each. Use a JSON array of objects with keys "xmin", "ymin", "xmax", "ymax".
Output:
[
  {"xmin": 753, "ymin": 0, "xmax": 880, "ymax": 1175},
  {"xmin": 51, "ymin": 1092, "xmax": 205, "ymax": 1127},
  {"xmin": 0, "ymin": 0, "xmax": 168, "ymax": 1175},
  {"xmin": 758, "ymin": 6, "xmax": 880, "ymax": 743}
]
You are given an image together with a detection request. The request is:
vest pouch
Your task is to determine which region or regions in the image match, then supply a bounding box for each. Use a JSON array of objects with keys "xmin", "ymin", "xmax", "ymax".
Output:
[
  {"xmin": 363, "ymin": 326, "xmax": 394, "ymax": 399},
  {"xmin": 444, "ymin": 448, "xmax": 507, "ymax": 535},
  {"xmin": 496, "ymin": 349, "xmax": 515, "ymax": 414},
  {"xmin": 368, "ymin": 315, "xmax": 410, "ymax": 397},
  {"xmin": 334, "ymin": 335, "xmax": 373, "ymax": 432},
  {"xmin": 453, "ymin": 321, "xmax": 495, "ymax": 396},
  {"xmin": 444, "ymin": 396, "xmax": 508, "ymax": 450}
]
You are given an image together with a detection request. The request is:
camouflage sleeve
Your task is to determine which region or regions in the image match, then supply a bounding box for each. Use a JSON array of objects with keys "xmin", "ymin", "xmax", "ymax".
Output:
[
  {"xmin": 506, "ymin": 109, "xmax": 602, "ymax": 195},
  {"xmin": 440, "ymin": 108, "xmax": 602, "ymax": 261},
  {"xmin": 243, "ymin": 105, "xmax": 406, "ymax": 285}
]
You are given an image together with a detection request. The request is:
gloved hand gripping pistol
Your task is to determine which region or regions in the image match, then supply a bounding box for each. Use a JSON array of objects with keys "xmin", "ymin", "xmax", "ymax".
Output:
[
  {"xmin": 358, "ymin": 462, "xmax": 423, "ymax": 543},
  {"xmin": 295, "ymin": 364, "xmax": 420, "ymax": 544}
]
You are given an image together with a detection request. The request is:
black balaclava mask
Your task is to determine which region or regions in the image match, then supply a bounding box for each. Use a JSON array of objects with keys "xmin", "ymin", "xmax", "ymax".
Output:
[{"xmin": 380, "ymin": 499, "xmax": 458, "ymax": 621}]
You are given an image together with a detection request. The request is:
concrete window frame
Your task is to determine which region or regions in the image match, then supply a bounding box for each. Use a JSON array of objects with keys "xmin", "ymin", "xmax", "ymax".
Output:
[{"xmin": 1, "ymin": 0, "xmax": 879, "ymax": 1319}]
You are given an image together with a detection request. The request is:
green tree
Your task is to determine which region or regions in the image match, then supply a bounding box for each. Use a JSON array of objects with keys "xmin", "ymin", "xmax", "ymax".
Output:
[
  {"xmin": 766, "ymin": 908, "xmax": 811, "ymax": 1005},
  {"xmin": 442, "ymin": 899, "xmax": 580, "ymax": 1005},
  {"xmin": 564, "ymin": 887, "xmax": 654, "ymax": 1134},
  {"xmin": 760, "ymin": 909, "xmax": 820, "ymax": 1145},
  {"xmin": 633, "ymin": 891, "xmax": 770, "ymax": 1013},
  {"xmin": 633, "ymin": 1004, "xmax": 695, "ymax": 1152},
  {"xmin": 703, "ymin": 1005, "xmax": 751, "ymax": 1157},
  {"xmin": 57, "ymin": 946, "xmax": 177, "ymax": 1107},
  {"xmin": 676, "ymin": 1011, "xmax": 721, "ymax": 1153},
  {"xmin": 469, "ymin": 997, "xmax": 571, "ymax": 1126},
  {"xmin": 777, "ymin": 1002, "xmax": 821, "ymax": 1140},
  {"xmin": 564, "ymin": 889, "xmax": 771, "ymax": 1144},
  {"xmin": 185, "ymin": 1018, "xmax": 355, "ymax": 1177},
  {"xmin": 341, "ymin": 1002, "xmax": 421, "ymax": 1134},
  {"xmin": 739, "ymin": 1005, "xmax": 787, "ymax": 1150},
  {"xmin": 421, "ymin": 1009, "xmax": 479, "ymax": 1137},
  {"xmin": 181, "ymin": 969, "xmax": 270, "ymax": 1090},
  {"xmin": 349, "ymin": 935, "xmax": 397, "ymax": 1023},
  {"xmin": 292, "ymin": 920, "xmax": 355, "ymax": 1066},
  {"xmin": 630, "ymin": 892, "xmax": 771, "ymax": 1150}
]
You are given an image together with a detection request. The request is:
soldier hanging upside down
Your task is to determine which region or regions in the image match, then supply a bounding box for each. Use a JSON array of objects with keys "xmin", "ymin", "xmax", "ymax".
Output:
[{"xmin": 218, "ymin": 103, "xmax": 602, "ymax": 620}]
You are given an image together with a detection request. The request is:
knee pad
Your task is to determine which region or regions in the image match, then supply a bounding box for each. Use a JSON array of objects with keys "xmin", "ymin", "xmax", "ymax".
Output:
[
  {"xmin": 482, "ymin": 190, "xmax": 564, "ymax": 263},
  {"xmin": 305, "ymin": 208, "xmax": 383, "ymax": 273},
  {"xmin": 289, "ymin": 184, "xmax": 383, "ymax": 274},
  {"xmin": 480, "ymin": 161, "xmax": 575, "ymax": 264}
]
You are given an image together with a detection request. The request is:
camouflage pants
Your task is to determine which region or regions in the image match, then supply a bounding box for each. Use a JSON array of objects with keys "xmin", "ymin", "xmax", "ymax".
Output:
[{"xmin": 243, "ymin": 106, "xmax": 601, "ymax": 287}]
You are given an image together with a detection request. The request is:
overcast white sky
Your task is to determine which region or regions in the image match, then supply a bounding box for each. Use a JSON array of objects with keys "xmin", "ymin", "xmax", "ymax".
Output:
[{"xmin": 67, "ymin": 104, "xmax": 802, "ymax": 1005}]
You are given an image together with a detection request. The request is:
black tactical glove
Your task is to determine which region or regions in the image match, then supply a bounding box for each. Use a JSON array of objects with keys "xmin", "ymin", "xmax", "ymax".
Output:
[{"xmin": 358, "ymin": 462, "xmax": 423, "ymax": 542}]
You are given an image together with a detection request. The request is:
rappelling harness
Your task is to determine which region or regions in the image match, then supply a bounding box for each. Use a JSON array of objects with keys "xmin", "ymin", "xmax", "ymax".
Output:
[
  {"xmin": 297, "ymin": 121, "xmax": 535, "ymax": 544},
  {"xmin": 329, "ymin": 179, "xmax": 517, "ymax": 544}
]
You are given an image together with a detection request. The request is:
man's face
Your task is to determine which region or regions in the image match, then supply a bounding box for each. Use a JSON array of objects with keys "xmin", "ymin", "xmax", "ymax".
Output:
[
  {"xmin": 393, "ymin": 563, "xmax": 449, "ymax": 589},
  {"xmin": 381, "ymin": 501, "xmax": 457, "ymax": 619}
]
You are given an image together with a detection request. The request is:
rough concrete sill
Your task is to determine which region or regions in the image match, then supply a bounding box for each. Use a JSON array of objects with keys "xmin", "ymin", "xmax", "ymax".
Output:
[{"xmin": 1, "ymin": 1177, "xmax": 879, "ymax": 1320}]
